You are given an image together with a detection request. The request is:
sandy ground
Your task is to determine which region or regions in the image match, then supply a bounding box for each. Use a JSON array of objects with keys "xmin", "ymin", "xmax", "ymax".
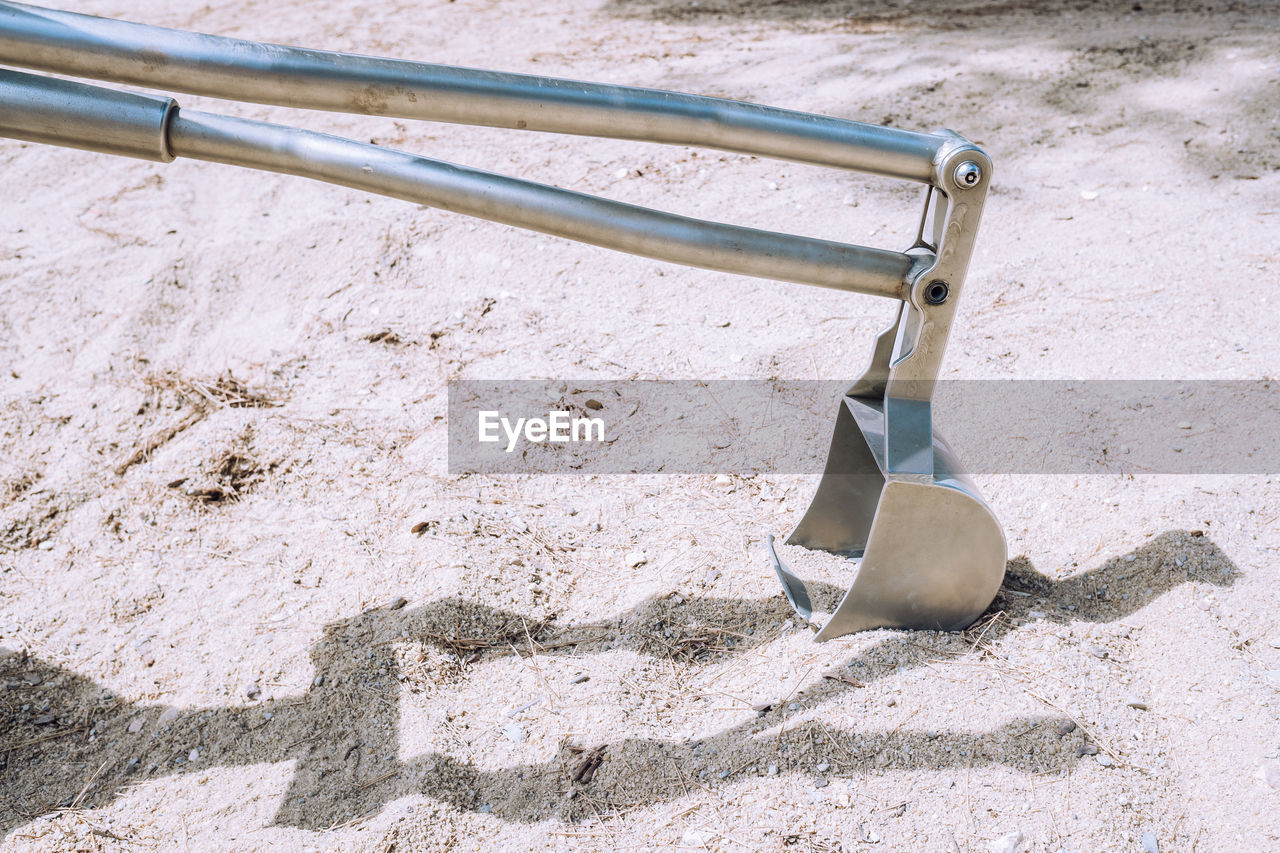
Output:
[{"xmin": 2, "ymin": 0, "xmax": 1280, "ymax": 851}]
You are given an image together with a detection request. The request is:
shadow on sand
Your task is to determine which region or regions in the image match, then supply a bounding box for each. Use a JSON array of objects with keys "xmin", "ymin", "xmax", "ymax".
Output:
[{"xmin": 0, "ymin": 529, "xmax": 1235, "ymax": 833}]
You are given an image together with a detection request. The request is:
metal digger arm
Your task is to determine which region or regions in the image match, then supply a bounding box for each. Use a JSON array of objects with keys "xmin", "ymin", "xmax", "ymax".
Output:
[
  {"xmin": 0, "ymin": 1, "xmax": 985, "ymax": 305},
  {"xmin": 0, "ymin": 1, "xmax": 1004, "ymax": 640}
]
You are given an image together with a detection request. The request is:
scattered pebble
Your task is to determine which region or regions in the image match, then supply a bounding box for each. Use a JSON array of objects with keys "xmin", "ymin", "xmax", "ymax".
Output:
[
  {"xmin": 989, "ymin": 830, "xmax": 1025, "ymax": 853},
  {"xmin": 188, "ymin": 748, "xmax": 199, "ymax": 762},
  {"xmin": 313, "ymin": 675, "xmax": 325, "ymax": 687},
  {"xmin": 501, "ymin": 724, "xmax": 527, "ymax": 743},
  {"xmin": 814, "ymin": 778, "xmax": 829, "ymax": 788},
  {"xmin": 1141, "ymin": 832, "xmax": 1160, "ymax": 853},
  {"xmin": 1077, "ymin": 743, "xmax": 1099, "ymax": 756},
  {"xmin": 570, "ymin": 674, "xmax": 589, "ymax": 685},
  {"xmin": 1125, "ymin": 696, "xmax": 1150, "ymax": 711},
  {"xmin": 817, "ymin": 762, "xmax": 830, "ymax": 772},
  {"xmin": 156, "ymin": 707, "xmax": 180, "ymax": 728},
  {"xmin": 767, "ymin": 764, "xmax": 778, "ymax": 776},
  {"xmin": 1057, "ymin": 720, "xmax": 1077, "ymax": 737},
  {"xmin": 1081, "ymin": 190, "xmax": 1099, "ymax": 200},
  {"xmin": 624, "ymin": 551, "xmax": 646, "ymax": 568},
  {"xmin": 32, "ymin": 714, "xmax": 55, "ymax": 725},
  {"xmin": 1089, "ymin": 645, "xmax": 1108, "ymax": 659},
  {"xmin": 1095, "ymin": 754, "xmax": 1115, "ymax": 767},
  {"xmin": 22, "ymin": 673, "xmax": 42, "ymax": 686},
  {"xmin": 1257, "ymin": 762, "xmax": 1280, "ymax": 789},
  {"xmin": 127, "ymin": 716, "xmax": 146, "ymax": 734},
  {"xmin": 245, "ymin": 684, "xmax": 262, "ymax": 700},
  {"xmin": 1177, "ymin": 421, "xmax": 1193, "ymax": 430},
  {"xmin": 389, "ymin": 596, "xmax": 408, "ymax": 610},
  {"xmin": 712, "ymin": 474, "xmax": 732, "ymax": 487},
  {"xmin": 787, "ymin": 702, "xmax": 802, "ymax": 712},
  {"xmin": 752, "ymin": 702, "xmax": 773, "ymax": 715}
]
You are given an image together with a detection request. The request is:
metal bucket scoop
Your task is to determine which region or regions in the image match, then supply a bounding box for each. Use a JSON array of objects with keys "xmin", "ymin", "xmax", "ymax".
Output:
[{"xmin": 768, "ymin": 314, "xmax": 1006, "ymax": 640}]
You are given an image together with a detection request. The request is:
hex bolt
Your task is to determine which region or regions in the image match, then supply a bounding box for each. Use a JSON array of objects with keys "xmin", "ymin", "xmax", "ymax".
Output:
[
  {"xmin": 924, "ymin": 280, "xmax": 949, "ymax": 305},
  {"xmin": 953, "ymin": 161, "xmax": 982, "ymax": 188}
]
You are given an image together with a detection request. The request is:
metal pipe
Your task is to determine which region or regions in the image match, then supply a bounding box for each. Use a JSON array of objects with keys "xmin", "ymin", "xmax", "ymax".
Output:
[
  {"xmin": 0, "ymin": 70, "xmax": 918, "ymax": 299},
  {"xmin": 169, "ymin": 111, "xmax": 917, "ymax": 298},
  {"xmin": 0, "ymin": 66, "xmax": 173, "ymax": 161},
  {"xmin": 0, "ymin": 1, "xmax": 945, "ymax": 183}
]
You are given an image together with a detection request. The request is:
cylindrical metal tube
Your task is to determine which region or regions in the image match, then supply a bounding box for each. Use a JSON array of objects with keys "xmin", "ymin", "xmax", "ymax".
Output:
[
  {"xmin": 0, "ymin": 1, "xmax": 944, "ymax": 183},
  {"xmin": 167, "ymin": 110, "xmax": 917, "ymax": 299},
  {"xmin": 0, "ymin": 67, "xmax": 173, "ymax": 161}
]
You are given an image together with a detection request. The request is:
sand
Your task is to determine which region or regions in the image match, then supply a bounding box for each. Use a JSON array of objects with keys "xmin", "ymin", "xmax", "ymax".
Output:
[{"xmin": 2, "ymin": 0, "xmax": 1279, "ymax": 850}]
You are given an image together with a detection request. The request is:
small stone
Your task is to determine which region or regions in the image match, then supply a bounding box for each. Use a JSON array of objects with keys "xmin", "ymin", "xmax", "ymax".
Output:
[
  {"xmin": 127, "ymin": 716, "xmax": 146, "ymax": 734},
  {"xmin": 1028, "ymin": 610, "xmax": 1047, "ymax": 619},
  {"xmin": 988, "ymin": 830, "xmax": 1024, "ymax": 853},
  {"xmin": 1089, "ymin": 645, "xmax": 1108, "ymax": 659},
  {"xmin": 1080, "ymin": 190, "xmax": 1099, "ymax": 200},
  {"xmin": 1141, "ymin": 832, "xmax": 1160, "ymax": 853},
  {"xmin": 1125, "ymin": 696, "xmax": 1150, "ymax": 710},
  {"xmin": 767, "ymin": 764, "xmax": 778, "ymax": 776},
  {"xmin": 1056, "ymin": 720, "xmax": 1077, "ymax": 737},
  {"xmin": 156, "ymin": 707, "xmax": 180, "ymax": 728},
  {"xmin": 388, "ymin": 596, "xmax": 408, "ymax": 610},
  {"xmin": 32, "ymin": 714, "xmax": 55, "ymax": 725},
  {"xmin": 22, "ymin": 673, "xmax": 42, "ymax": 686},
  {"xmin": 817, "ymin": 762, "xmax": 830, "ymax": 772},
  {"xmin": 1177, "ymin": 421, "xmax": 1193, "ymax": 430},
  {"xmin": 313, "ymin": 675, "xmax": 325, "ymax": 687},
  {"xmin": 1095, "ymin": 754, "xmax": 1115, "ymax": 767},
  {"xmin": 814, "ymin": 778, "xmax": 829, "ymax": 788},
  {"xmin": 752, "ymin": 701, "xmax": 773, "ymax": 715},
  {"xmin": 502, "ymin": 724, "xmax": 527, "ymax": 742},
  {"xmin": 37, "ymin": 539, "xmax": 54, "ymax": 551},
  {"xmin": 886, "ymin": 697, "xmax": 898, "ymax": 707},
  {"xmin": 624, "ymin": 551, "xmax": 646, "ymax": 568},
  {"xmin": 717, "ymin": 769, "xmax": 730, "ymax": 779},
  {"xmin": 682, "ymin": 829, "xmax": 710, "ymax": 846},
  {"xmin": 703, "ymin": 568, "xmax": 721, "ymax": 585},
  {"xmin": 188, "ymin": 748, "xmax": 199, "ymax": 762},
  {"xmin": 1258, "ymin": 762, "xmax": 1280, "ymax": 789},
  {"xmin": 570, "ymin": 674, "xmax": 589, "ymax": 685},
  {"xmin": 712, "ymin": 474, "xmax": 732, "ymax": 487},
  {"xmin": 1077, "ymin": 743, "xmax": 1099, "ymax": 756},
  {"xmin": 245, "ymin": 684, "xmax": 262, "ymax": 700},
  {"xmin": 787, "ymin": 702, "xmax": 802, "ymax": 712}
]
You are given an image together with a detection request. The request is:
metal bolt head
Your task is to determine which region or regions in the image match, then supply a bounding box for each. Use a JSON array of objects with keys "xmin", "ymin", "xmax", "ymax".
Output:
[
  {"xmin": 953, "ymin": 161, "xmax": 982, "ymax": 188},
  {"xmin": 924, "ymin": 280, "xmax": 949, "ymax": 305}
]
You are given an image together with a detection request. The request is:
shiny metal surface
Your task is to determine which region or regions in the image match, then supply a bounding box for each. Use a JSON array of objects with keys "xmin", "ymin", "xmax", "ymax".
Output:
[
  {"xmin": 167, "ymin": 110, "xmax": 920, "ymax": 299},
  {"xmin": 0, "ymin": 0, "xmax": 946, "ymax": 182},
  {"xmin": 0, "ymin": 67, "xmax": 173, "ymax": 161},
  {"xmin": 772, "ymin": 396, "xmax": 1007, "ymax": 640}
]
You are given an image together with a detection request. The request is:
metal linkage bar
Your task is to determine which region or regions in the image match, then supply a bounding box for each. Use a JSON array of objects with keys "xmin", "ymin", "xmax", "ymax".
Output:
[
  {"xmin": 0, "ymin": 70, "xmax": 921, "ymax": 299},
  {"xmin": 0, "ymin": 0, "xmax": 946, "ymax": 183}
]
